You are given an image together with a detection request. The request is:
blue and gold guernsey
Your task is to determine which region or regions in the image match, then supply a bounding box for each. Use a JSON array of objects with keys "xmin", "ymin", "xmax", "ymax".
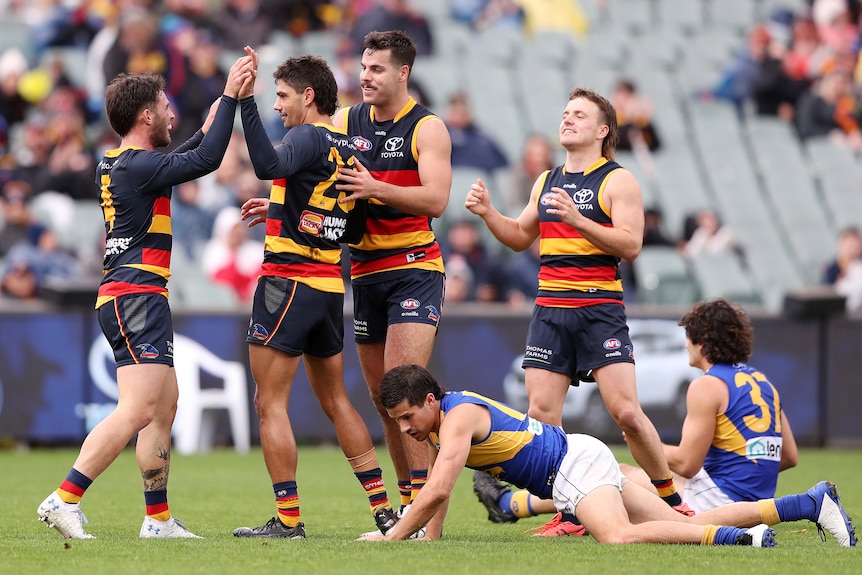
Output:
[
  {"xmin": 95, "ymin": 95, "xmax": 237, "ymax": 308},
  {"xmin": 428, "ymin": 391, "xmax": 568, "ymax": 500},
  {"xmin": 343, "ymin": 98, "xmax": 444, "ymax": 283},
  {"xmin": 240, "ymin": 97, "xmax": 366, "ymax": 294},
  {"xmin": 536, "ymin": 158, "xmax": 625, "ymax": 308},
  {"xmin": 703, "ymin": 363, "xmax": 784, "ymax": 502}
]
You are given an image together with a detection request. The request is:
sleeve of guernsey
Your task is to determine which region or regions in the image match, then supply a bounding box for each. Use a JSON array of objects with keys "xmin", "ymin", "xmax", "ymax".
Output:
[
  {"xmin": 171, "ymin": 129, "xmax": 204, "ymax": 154},
  {"xmin": 133, "ymin": 95, "xmax": 238, "ymax": 192},
  {"xmin": 239, "ymin": 96, "xmax": 320, "ymax": 180}
]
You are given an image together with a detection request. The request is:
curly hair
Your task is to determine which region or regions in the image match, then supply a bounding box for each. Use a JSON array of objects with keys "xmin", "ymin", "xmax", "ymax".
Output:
[
  {"xmin": 273, "ymin": 55, "xmax": 339, "ymax": 117},
  {"xmin": 105, "ymin": 73, "xmax": 165, "ymax": 137},
  {"xmin": 380, "ymin": 364, "xmax": 445, "ymax": 409},
  {"xmin": 679, "ymin": 298, "xmax": 753, "ymax": 365},
  {"xmin": 362, "ymin": 30, "xmax": 417, "ymax": 72}
]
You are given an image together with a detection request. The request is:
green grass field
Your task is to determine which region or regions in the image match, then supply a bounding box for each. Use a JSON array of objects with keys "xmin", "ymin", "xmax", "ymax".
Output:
[{"xmin": 2, "ymin": 446, "xmax": 858, "ymax": 575}]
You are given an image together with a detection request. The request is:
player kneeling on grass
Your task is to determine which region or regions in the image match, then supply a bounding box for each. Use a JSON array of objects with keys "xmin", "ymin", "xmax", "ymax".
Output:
[{"xmin": 359, "ymin": 364, "xmax": 856, "ymax": 547}]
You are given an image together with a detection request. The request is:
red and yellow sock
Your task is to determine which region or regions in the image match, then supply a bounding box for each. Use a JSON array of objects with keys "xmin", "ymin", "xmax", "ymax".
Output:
[
  {"xmin": 57, "ymin": 468, "xmax": 92, "ymax": 504},
  {"xmin": 651, "ymin": 475, "xmax": 683, "ymax": 507},
  {"xmin": 397, "ymin": 480, "xmax": 412, "ymax": 508},
  {"xmin": 144, "ymin": 489, "xmax": 171, "ymax": 521},
  {"xmin": 409, "ymin": 469, "xmax": 427, "ymax": 503},
  {"xmin": 274, "ymin": 481, "xmax": 300, "ymax": 527},
  {"xmin": 355, "ymin": 468, "xmax": 391, "ymax": 514}
]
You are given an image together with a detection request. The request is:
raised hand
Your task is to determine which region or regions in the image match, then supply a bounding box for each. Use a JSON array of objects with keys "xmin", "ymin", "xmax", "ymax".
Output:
[
  {"xmin": 464, "ymin": 178, "xmax": 493, "ymax": 217},
  {"xmin": 238, "ymin": 45, "xmax": 260, "ymax": 100},
  {"xmin": 225, "ymin": 54, "xmax": 256, "ymax": 99},
  {"xmin": 240, "ymin": 197, "xmax": 270, "ymax": 227}
]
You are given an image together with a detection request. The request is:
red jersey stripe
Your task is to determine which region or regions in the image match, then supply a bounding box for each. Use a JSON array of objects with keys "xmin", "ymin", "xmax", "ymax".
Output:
[{"xmin": 369, "ymin": 170, "xmax": 421, "ymax": 187}]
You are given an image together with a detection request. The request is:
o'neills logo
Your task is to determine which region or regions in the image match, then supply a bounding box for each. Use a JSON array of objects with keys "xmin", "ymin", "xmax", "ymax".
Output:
[{"xmin": 299, "ymin": 210, "xmax": 324, "ymax": 236}]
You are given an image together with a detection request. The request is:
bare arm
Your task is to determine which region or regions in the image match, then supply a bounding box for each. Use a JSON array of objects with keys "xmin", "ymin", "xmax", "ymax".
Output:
[
  {"xmin": 779, "ymin": 411, "xmax": 798, "ymax": 471},
  {"xmin": 663, "ymin": 375, "xmax": 725, "ymax": 478},
  {"xmin": 382, "ymin": 404, "xmax": 481, "ymax": 541},
  {"xmin": 336, "ymin": 117, "xmax": 452, "ymax": 217},
  {"xmin": 465, "ymin": 176, "xmax": 541, "ymax": 252},
  {"xmin": 545, "ymin": 168, "xmax": 644, "ymax": 261}
]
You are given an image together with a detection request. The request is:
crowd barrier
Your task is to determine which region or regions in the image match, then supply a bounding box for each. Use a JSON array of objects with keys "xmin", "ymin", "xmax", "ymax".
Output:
[{"xmin": 0, "ymin": 303, "xmax": 859, "ymax": 449}]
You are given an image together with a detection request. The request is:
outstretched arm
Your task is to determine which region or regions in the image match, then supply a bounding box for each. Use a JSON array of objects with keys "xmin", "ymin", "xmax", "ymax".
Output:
[{"xmin": 465, "ymin": 175, "xmax": 541, "ymax": 252}]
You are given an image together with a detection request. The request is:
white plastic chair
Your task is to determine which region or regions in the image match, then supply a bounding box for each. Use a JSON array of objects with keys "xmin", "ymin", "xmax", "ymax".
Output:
[{"xmin": 172, "ymin": 333, "xmax": 250, "ymax": 455}]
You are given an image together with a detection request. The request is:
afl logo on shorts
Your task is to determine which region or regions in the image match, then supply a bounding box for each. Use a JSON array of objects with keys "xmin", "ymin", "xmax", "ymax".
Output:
[
  {"xmin": 401, "ymin": 298, "xmax": 420, "ymax": 310},
  {"xmin": 352, "ymin": 136, "xmax": 372, "ymax": 151},
  {"xmin": 136, "ymin": 343, "xmax": 160, "ymax": 359},
  {"xmin": 603, "ymin": 338, "xmax": 622, "ymax": 350}
]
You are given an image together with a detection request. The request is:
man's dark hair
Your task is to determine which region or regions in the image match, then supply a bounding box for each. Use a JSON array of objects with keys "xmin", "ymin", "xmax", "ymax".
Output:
[
  {"xmin": 105, "ymin": 73, "xmax": 165, "ymax": 137},
  {"xmin": 362, "ymin": 30, "xmax": 417, "ymax": 73},
  {"xmin": 569, "ymin": 87, "xmax": 618, "ymax": 161},
  {"xmin": 274, "ymin": 55, "xmax": 339, "ymax": 117},
  {"xmin": 380, "ymin": 364, "xmax": 445, "ymax": 409},
  {"xmin": 679, "ymin": 298, "xmax": 754, "ymax": 365}
]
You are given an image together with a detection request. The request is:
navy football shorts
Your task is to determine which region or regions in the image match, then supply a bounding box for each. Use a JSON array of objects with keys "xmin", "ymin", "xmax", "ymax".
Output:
[
  {"xmin": 247, "ymin": 276, "xmax": 343, "ymax": 358},
  {"xmin": 521, "ymin": 303, "xmax": 634, "ymax": 382},
  {"xmin": 98, "ymin": 293, "xmax": 174, "ymax": 367},
  {"xmin": 352, "ymin": 269, "xmax": 444, "ymax": 344}
]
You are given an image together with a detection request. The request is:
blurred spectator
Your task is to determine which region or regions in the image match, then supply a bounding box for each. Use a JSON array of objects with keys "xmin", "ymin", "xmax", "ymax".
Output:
[
  {"xmin": 408, "ymin": 78, "xmax": 433, "ymax": 109},
  {"xmin": 201, "ymin": 206, "xmax": 263, "ymax": 302},
  {"xmin": 823, "ymin": 225, "xmax": 862, "ymax": 284},
  {"xmin": 683, "ymin": 209, "xmax": 736, "ymax": 258},
  {"xmin": 611, "ymin": 79, "xmax": 661, "ymax": 152},
  {"xmin": 441, "ymin": 219, "xmax": 508, "ymax": 302},
  {"xmin": 795, "ymin": 69, "xmax": 862, "ymax": 150},
  {"xmin": 506, "ymin": 133, "xmax": 553, "ymax": 216},
  {"xmin": 504, "ymin": 238, "xmax": 540, "ymax": 305},
  {"xmin": 519, "ymin": 0, "xmax": 588, "ymax": 38},
  {"xmin": 262, "ymin": 0, "xmax": 333, "ymax": 36},
  {"xmin": 172, "ymin": 180, "xmax": 215, "ymax": 260},
  {"xmin": 208, "ymin": 0, "xmax": 273, "ymax": 51},
  {"xmin": 835, "ymin": 259, "xmax": 862, "ymax": 311},
  {"xmin": 5, "ymin": 225, "xmax": 82, "ymax": 282},
  {"xmin": 0, "ymin": 48, "xmax": 31, "ymax": 133},
  {"xmin": 443, "ymin": 253, "xmax": 474, "ymax": 303},
  {"xmin": 454, "ymin": 0, "xmax": 525, "ymax": 30},
  {"xmin": 812, "ymin": 0, "xmax": 860, "ymax": 54},
  {"xmin": 710, "ymin": 24, "xmax": 772, "ymax": 115},
  {"xmin": 783, "ymin": 16, "xmax": 832, "ymax": 81},
  {"xmin": 173, "ymin": 28, "xmax": 228, "ymax": 145},
  {"xmin": 348, "ymin": 0, "xmax": 434, "ymax": 56},
  {"xmin": 750, "ymin": 34, "xmax": 810, "ymax": 121},
  {"xmin": 197, "ymin": 131, "xmax": 252, "ymax": 213},
  {"xmin": 0, "ymin": 180, "xmax": 39, "ymax": 256},
  {"xmin": 643, "ymin": 207, "xmax": 675, "ymax": 247},
  {"xmin": 445, "ymin": 92, "xmax": 509, "ymax": 174},
  {"xmin": 0, "ymin": 257, "xmax": 38, "ymax": 299},
  {"xmin": 102, "ymin": 6, "xmax": 187, "ymax": 101}
]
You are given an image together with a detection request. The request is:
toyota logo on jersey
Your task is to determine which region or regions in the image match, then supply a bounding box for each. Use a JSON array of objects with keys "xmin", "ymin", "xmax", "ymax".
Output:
[{"xmin": 573, "ymin": 189, "xmax": 594, "ymax": 204}]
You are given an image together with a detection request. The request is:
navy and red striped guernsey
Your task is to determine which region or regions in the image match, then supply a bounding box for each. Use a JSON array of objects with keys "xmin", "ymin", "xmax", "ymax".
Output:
[
  {"xmin": 94, "ymin": 95, "xmax": 237, "ymax": 309},
  {"xmin": 535, "ymin": 157, "xmax": 625, "ymax": 308},
  {"xmin": 239, "ymin": 97, "xmax": 370, "ymax": 294},
  {"xmin": 343, "ymin": 98, "xmax": 444, "ymax": 283}
]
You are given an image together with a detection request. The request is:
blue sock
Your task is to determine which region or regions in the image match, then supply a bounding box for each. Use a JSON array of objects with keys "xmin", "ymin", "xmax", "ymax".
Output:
[
  {"xmin": 498, "ymin": 491, "xmax": 515, "ymax": 517},
  {"xmin": 774, "ymin": 493, "xmax": 815, "ymax": 522},
  {"xmin": 714, "ymin": 526, "xmax": 747, "ymax": 545}
]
